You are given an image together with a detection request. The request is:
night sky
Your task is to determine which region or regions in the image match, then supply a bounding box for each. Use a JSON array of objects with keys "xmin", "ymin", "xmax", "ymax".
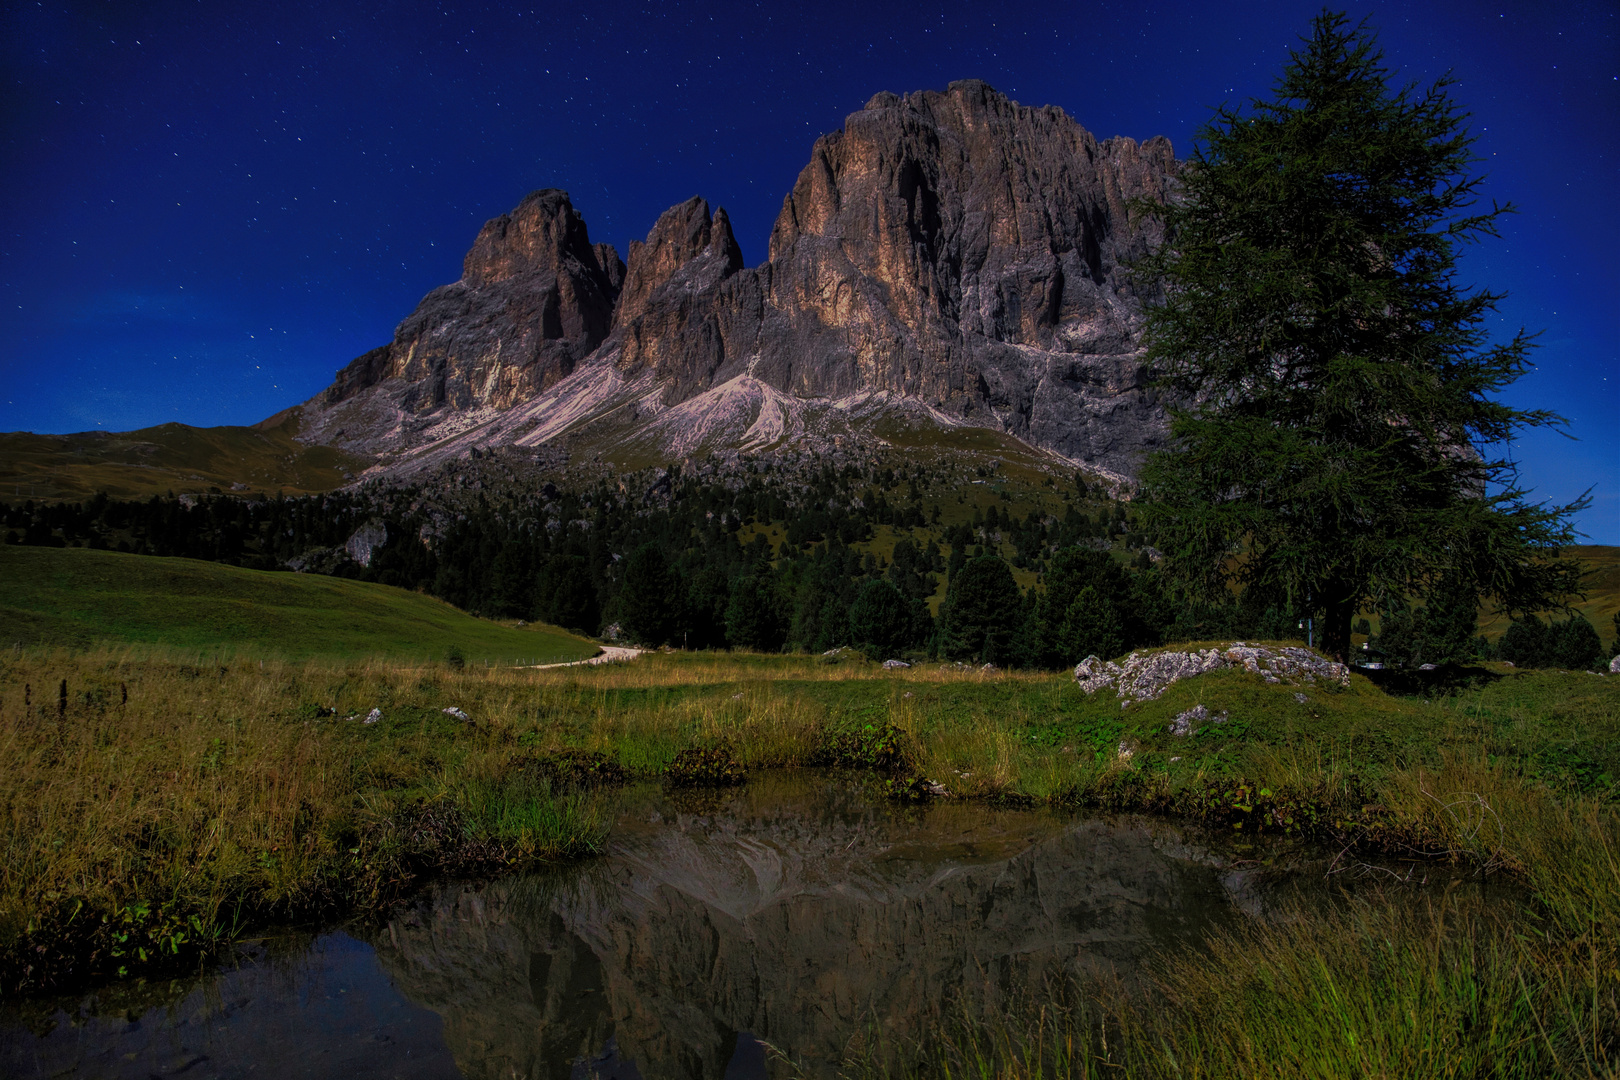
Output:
[{"xmin": 2, "ymin": 1, "xmax": 1615, "ymax": 541}]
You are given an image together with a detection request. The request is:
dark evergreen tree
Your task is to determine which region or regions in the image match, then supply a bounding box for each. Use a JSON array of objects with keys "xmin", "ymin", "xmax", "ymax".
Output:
[
  {"xmin": 810, "ymin": 594, "xmax": 852, "ymax": 652},
  {"xmin": 540, "ymin": 555, "xmax": 599, "ymax": 633},
  {"xmin": 488, "ymin": 540, "xmax": 536, "ymax": 618},
  {"xmin": 725, "ymin": 572, "xmax": 787, "ymax": 652},
  {"xmin": 619, "ymin": 543, "xmax": 680, "ymax": 646},
  {"xmin": 939, "ymin": 555, "xmax": 1024, "ymax": 664},
  {"xmin": 684, "ymin": 566, "xmax": 733, "ymax": 650},
  {"xmin": 1496, "ymin": 616, "xmax": 1548, "ymax": 668},
  {"xmin": 1547, "ymin": 614, "xmax": 1603, "ymax": 671},
  {"xmin": 1031, "ymin": 548, "xmax": 1134, "ymax": 667},
  {"xmin": 1134, "ymin": 11, "xmax": 1584, "ymax": 661},
  {"xmin": 848, "ymin": 578, "xmax": 912, "ymax": 659},
  {"xmin": 1056, "ymin": 586, "xmax": 1126, "ymax": 664}
]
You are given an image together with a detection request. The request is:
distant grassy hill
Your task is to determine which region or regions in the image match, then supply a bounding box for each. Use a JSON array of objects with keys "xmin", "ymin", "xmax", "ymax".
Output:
[
  {"xmin": 0, "ymin": 546, "xmax": 598, "ymax": 664},
  {"xmin": 0, "ymin": 413, "xmax": 370, "ymax": 501},
  {"xmin": 1473, "ymin": 545, "xmax": 1620, "ymax": 640}
]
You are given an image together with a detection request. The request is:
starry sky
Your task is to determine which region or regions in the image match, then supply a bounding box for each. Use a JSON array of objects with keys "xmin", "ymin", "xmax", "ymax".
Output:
[{"xmin": 2, "ymin": 0, "xmax": 1615, "ymax": 540}]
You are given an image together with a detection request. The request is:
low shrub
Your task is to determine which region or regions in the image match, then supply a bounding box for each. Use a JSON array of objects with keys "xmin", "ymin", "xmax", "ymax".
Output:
[{"xmin": 664, "ymin": 744, "xmax": 747, "ymax": 788}]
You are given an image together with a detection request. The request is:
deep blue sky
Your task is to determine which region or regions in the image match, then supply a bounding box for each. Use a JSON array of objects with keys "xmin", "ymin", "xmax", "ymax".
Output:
[{"xmin": 2, "ymin": 1, "xmax": 1615, "ymax": 541}]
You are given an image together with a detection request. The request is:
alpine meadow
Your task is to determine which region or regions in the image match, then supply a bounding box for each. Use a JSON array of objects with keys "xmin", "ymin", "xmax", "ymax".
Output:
[{"xmin": 0, "ymin": 7, "xmax": 1614, "ymax": 1079}]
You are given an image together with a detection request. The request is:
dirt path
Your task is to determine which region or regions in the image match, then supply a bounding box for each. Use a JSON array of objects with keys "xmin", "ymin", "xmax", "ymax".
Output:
[{"xmin": 524, "ymin": 645, "xmax": 642, "ymax": 670}]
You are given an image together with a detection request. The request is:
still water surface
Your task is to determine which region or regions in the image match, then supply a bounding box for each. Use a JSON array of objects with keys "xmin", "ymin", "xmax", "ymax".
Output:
[{"xmin": 3, "ymin": 773, "xmax": 1320, "ymax": 1079}]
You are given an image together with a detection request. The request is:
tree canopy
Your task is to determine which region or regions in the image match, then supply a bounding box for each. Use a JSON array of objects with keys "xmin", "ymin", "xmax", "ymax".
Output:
[
  {"xmin": 619, "ymin": 543, "xmax": 679, "ymax": 646},
  {"xmin": 1134, "ymin": 10, "xmax": 1585, "ymax": 660}
]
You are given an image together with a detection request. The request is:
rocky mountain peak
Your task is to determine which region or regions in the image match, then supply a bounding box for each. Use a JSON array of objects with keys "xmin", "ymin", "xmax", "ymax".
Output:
[
  {"xmin": 615, "ymin": 197, "xmax": 744, "ymax": 329},
  {"xmin": 315, "ymin": 188, "xmax": 625, "ymax": 417},
  {"xmin": 295, "ymin": 83, "xmax": 1183, "ymax": 483},
  {"xmin": 461, "ymin": 188, "xmax": 608, "ymax": 288}
]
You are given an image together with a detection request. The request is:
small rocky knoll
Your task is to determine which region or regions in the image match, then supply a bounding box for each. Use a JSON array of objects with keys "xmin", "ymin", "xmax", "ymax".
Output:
[{"xmin": 1075, "ymin": 643, "xmax": 1353, "ymax": 707}]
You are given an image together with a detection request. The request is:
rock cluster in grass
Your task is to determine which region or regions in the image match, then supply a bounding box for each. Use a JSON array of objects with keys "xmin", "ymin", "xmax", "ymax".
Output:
[
  {"xmin": 1075, "ymin": 642, "xmax": 1351, "ymax": 707},
  {"xmin": 1168, "ymin": 703, "xmax": 1228, "ymax": 737}
]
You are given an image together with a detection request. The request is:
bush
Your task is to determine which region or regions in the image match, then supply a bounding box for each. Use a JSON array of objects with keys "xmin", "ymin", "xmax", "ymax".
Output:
[
  {"xmin": 1548, "ymin": 614, "xmax": 1603, "ymax": 670},
  {"xmin": 664, "ymin": 745, "xmax": 747, "ymax": 788}
]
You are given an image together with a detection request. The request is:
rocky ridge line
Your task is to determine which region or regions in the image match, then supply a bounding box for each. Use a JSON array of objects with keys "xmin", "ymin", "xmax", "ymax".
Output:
[{"xmin": 293, "ymin": 81, "xmax": 1181, "ymax": 481}]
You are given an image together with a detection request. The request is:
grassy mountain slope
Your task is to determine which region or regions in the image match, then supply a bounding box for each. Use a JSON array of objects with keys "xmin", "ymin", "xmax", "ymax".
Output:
[
  {"xmin": 1474, "ymin": 544, "xmax": 1620, "ymax": 638},
  {"xmin": 0, "ymin": 415, "xmax": 371, "ymax": 501},
  {"xmin": 4, "ymin": 402, "xmax": 1612, "ymax": 650},
  {"xmin": 0, "ymin": 546, "xmax": 597, "ymax": 664}
]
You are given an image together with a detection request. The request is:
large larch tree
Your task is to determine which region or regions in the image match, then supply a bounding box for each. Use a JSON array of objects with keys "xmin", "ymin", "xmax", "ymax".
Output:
[{"xmin": 1134, "ymin": 11, "xmax": 1585, "ymax": 661}]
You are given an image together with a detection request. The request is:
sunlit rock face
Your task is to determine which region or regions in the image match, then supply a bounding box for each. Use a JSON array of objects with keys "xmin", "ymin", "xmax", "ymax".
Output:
[
  {"xmin": 370, "ymin": 778, "xmax": 1238, "ymax": 1080},
  {"xmin": 297, "ymin": 82, "xmax": 1179, "ymax": 477},
  {"xmin": 754, "ymin": 81, "xmax": 1174, "ymax": 436},
  {"xmin": 319, "ymin": 189, "xmax": 625, "ymax": 417}
]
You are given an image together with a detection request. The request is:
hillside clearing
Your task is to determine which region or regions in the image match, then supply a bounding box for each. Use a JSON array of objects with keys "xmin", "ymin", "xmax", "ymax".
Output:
[{"xmin": 0, "ymin": 545, "xmax": 598, "ymax": 664}]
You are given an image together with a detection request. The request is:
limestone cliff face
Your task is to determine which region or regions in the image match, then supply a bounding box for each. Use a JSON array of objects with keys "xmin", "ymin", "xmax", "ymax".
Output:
[
  {"xmin": 613, "ymin": 197, "xmax": 750, "ymax": 403},
  {"xmin": 603, "ymin": 80, "xmax": 1176, "ymax": 463},
  {"xmin": 322, "ymin": 189, "xmax": 623, "ymax": 415},
  {"xmin": 299, "ymin": 82, "xmax": 1179, "ymax": 477}
]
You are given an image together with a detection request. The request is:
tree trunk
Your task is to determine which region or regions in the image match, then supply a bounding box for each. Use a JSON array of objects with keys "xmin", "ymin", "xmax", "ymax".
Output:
[{"xmin": 1322, "ymin": 593, "xmax": 1355, "ymax": 663}]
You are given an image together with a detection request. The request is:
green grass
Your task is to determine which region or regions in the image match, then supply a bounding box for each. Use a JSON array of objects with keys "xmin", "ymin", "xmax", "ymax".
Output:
[
  {"xmin": 857, "ymin": 890, "xmax": 1610, "ymax": 1079},
  {"xmin": 0, "ymin": 545, "xmax": 599, "ymax": 664},
  {"xmin": 0, "ymin": 647, "xmax": 613, "ymax": 993},
  {"xmin": 0, "ymin": 414, "xmax": 371, "ymax": 501},
  {"xmin": 2, "ymin": 644, "xmax": 1615, "ymax": 1075}
]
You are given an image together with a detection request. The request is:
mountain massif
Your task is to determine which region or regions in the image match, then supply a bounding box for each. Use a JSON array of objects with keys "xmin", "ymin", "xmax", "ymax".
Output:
[{"xmin": 286, "ymin": 80, "xmax": 1180, "ymax": 482}]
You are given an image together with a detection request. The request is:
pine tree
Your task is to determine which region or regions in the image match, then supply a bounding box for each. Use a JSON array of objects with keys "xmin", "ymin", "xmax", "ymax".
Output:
[
  {"xmin": 940, "ymin": 556, "xmax": 1024, "ymax": 664},
  {"xmin": 619, "ymin": 543, "xmax": 680, "ymax": 647},
  {"xmin": 1135, "ymin": 11, "xmax": 1585, "ymax": 661},
  {"xmin": 1056, "ymin": 586, "xmax": 1125, "ymax": 664},
  {"xmin": 848, "ymin": 578, "xmax": 912, "ymax": 659},
  {"xmin": 725, "ymin": 571, "xmax": 787, "ymax": 652},
  {"xmin": 1031, "ymin": 548, "xmax": 1134, "ymax": 667}
]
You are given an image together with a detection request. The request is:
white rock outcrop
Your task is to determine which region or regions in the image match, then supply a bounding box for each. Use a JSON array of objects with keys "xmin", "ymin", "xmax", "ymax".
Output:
[
  {"xmin": 1168, "ymin": 703, "xmax": 1228, "ymax": 736},
  {"xmin": 1075, "ymin": 643, "xmax": 1351, "ymax": 706}
]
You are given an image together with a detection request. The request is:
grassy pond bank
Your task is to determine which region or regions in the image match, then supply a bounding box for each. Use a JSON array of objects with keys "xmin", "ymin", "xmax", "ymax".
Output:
[{"xmin": 0, "ymin": 645, "xmax": 1615, "ymax": 1076}]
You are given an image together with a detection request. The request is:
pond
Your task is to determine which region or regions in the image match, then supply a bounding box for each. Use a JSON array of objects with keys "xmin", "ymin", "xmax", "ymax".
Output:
[{"xmin": 0, "ymin": 772, "xmax": 1485, "ymax": 1079}]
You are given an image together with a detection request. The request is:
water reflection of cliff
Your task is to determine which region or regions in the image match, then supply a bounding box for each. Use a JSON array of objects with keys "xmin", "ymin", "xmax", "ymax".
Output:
[{"xmin": 371, "ymin": 775, "xmax": 1249, "ymax": 1079}]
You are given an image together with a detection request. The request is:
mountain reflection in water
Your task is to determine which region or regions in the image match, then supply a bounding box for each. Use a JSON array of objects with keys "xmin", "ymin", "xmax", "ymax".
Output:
[
  {"xmin": 2, "ymin": 773, "xmax": 1273, "ymax": 1079},
  {"xmin": 372, "ymin": 773, "xmax": 1252, "ymax": 1079}
]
